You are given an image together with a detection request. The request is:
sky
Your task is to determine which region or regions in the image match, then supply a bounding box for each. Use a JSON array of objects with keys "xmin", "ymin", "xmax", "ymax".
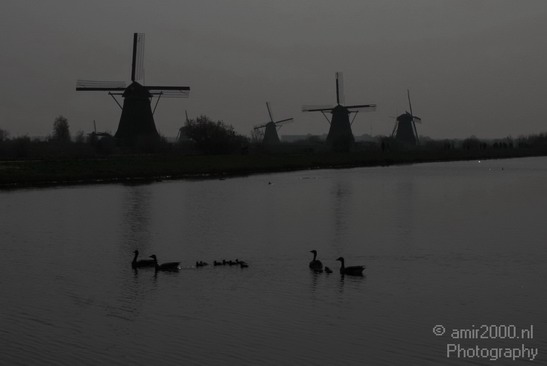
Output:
[{"xmin": 1, "ymin": 0, "xmax": 547, "ymax": 139}]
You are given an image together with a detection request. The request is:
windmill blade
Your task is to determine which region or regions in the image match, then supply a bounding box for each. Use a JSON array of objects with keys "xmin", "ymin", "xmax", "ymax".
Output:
[
  {"xmin": 274, "ymin": 118, "xmax": 294, "ymax": 125},
  {"xmin": 412, "ymin": 115, "xmax": 422, "ymax": 123},
  {"xmin": 149, "ymin": 90, "xmax": 189, "ymax": 98},
  {"xmin": 302, "ymin": 104, "xmax": 334, "ymax": 112},
  {"xmin": 266, "ymin": 102, "xmax": 274, "ymax": 123},
  {"xmin": 253, "ymin": 124, "xmax": 267, "ymax": 130},
  {"xmin": 407, "ymin": 89, "xmax": 414, "ymax": 117},
  {"xmin": 76, "ymin": 80, "xmax": 126, "ymax": 91},
  {"xmin": 145, "ymin": 86, "xmax": 190, "ymax": 91},
  {"xmin": 412, "ymin": 119, "xmax": 420, "ymax": 144},
  {"xmin": 391, "ymin": 121, "xmax": 398, "ymax": 137},
  {"xmin": 345, "ymin": 103, "xmax": 377, "ymax": 112},
  {"xmin": 131, "ymin": 33, "xmax": 145, "ymax": 82},
  {"xmin": 335, "ymin": 72, "xmax": 345, "ymax": 105},
  {"xmin": 146, "ymin": 86, "xmax": 190, "ymax": 98}
]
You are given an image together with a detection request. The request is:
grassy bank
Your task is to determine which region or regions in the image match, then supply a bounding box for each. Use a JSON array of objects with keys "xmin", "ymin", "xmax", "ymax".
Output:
[{"xmin": 1, "ymin": 146, "xmax": 547, "ymax": 189}]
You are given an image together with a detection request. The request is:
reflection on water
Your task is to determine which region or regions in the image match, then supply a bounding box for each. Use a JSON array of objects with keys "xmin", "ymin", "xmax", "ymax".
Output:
[
  {"xmin": 331, "ymin": 178, "xmax": 352, "ymax": 251},
  {"xmin": 1, "ymin": 157, "xmax": 547, "ymax": 365}
]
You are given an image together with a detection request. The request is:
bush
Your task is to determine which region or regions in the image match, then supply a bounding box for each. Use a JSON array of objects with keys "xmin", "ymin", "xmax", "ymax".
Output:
[{"xmin": 181, "ymin": 115, "xmax": 249, "ymax": 154}]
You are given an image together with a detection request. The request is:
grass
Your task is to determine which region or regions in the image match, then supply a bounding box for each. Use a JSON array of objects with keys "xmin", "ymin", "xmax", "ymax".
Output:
[{"xmin": 2, "ymin": 146, "xmax": 547, "ymax": 189}]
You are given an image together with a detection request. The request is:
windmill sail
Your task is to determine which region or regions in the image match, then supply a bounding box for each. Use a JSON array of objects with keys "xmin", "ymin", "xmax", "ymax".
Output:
[
  {"xmin": 345, "ymin": 103, "xmax": 377, "ymax": 111},
  {"xmin": 336, "ymin": 72, "xmax": 345, "ymax": 105},
  {"xmin": 302, "ymin": 104, "xmax": 335, "ymax": 112},
  {"xmin": 131, "ymin": 33, "xmax": 145, "ymax": 82},
  {"xmin": 76, "ymin": 80, "xmax": 127, "ymax": 91}
]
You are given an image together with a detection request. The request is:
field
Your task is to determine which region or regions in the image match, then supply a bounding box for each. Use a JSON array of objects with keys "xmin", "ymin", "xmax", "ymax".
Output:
[{"xmin": 1, "ymin": 146, "xmax": 546, "ymax": 189}]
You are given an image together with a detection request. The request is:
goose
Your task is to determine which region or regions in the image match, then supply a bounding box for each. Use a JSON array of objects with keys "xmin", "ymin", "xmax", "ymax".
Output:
[
  {"xmin": 309, "ymin": 250, "xmax": 323, "ymax": 271},
  {"xmin": 131, "ymin": 250, "xmax": 155, "ymax": 269},
  {"xmin": 149, "ymin": 255, "xmax": 180, "ymax": 272},
  {"xmin": 336, "ymin": 257, "xmax": 365, "ymax": 276}
]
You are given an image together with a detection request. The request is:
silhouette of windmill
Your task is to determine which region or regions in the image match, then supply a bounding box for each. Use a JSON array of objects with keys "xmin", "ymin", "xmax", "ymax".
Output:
[
  {"xmin": 253, "ymin": 102, "xmax": 293, "ymax": 145},
  {"xmin": 303, "ymin": 72, "xmax": 376, "ymax": 151},
  {"xmin": 392, "ymin": 89, "xmax": 421, "ymax": 145},
  {"xmin": 177, "ymin": 110, "xmax": 191, "ymax": 142},
  {"xmin": 76, "ymin": 33, "xmax": 190, "ymax": 143}
]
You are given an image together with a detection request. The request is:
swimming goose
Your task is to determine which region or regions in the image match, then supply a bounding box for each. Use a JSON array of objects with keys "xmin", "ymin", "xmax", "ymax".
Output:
[
  {"xmin": 336, "ymin": 257, "xmax": 365, "ymax": 276},
  {"xmin": 309, "ymin": 250, "xmax": 323, "ymax": 270},
  {"xmin": 149, "ymin": 255, "xmax": 180, "ymax": 272},
  {"xmin": 131, "ymin": 250, "xmax": 155, "ymax": 268}
]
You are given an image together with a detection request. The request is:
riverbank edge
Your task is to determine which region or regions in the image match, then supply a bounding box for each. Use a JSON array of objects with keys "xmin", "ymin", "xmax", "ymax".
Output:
[{"xmin": 1, "ymin": 148, "xmax": 546, "ymax": 190}]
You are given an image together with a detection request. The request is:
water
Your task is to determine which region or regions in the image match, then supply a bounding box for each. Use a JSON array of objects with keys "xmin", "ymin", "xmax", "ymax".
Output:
[{"xmin": 1, "ymin": 157, "xmax": 546, "ymax": 365}]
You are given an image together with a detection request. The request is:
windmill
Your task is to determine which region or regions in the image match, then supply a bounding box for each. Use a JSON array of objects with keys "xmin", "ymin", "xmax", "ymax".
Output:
[
  {"xmin": 177, "ymin": 110, "xmax": 191, "ymax": 142},
  {"xmin": 253, "ymin": 102, "xmax": 293, "ymax": 145},
  {"xmin": 76, "ymin": 33, "xmax": 190, "ymax": 143},
  {"xmin": 303, "ymin": 72, "xmax": 376, "ymax": 151},
  {"xmin": 392, "ymin": 89, "xmax": 421, "ymax": 145}
]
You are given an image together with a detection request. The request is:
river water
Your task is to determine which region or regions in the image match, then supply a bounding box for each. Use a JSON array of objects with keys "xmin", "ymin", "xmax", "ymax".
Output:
[{"xmin": 1, "ymin": 157, "xmax": 546, "ymax": 365}]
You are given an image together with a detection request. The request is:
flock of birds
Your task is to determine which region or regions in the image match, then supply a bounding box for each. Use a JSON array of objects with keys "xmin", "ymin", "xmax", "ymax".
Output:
[
  {"xmin": 132, "ymin": 249, "xmax": 365, "ymax": 276},
  {"xmin": 309, "ymin": 250, "xmax": 365, "ymax": 276},
  {"xmin": 131, "ymin": 250, "xmax": 248, "ymax": 272}
]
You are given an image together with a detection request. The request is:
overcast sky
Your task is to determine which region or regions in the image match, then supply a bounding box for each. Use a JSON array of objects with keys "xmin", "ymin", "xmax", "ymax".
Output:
[{"xmin": 1, "ymin": 0, "xmax": 547, "ymax": 139}]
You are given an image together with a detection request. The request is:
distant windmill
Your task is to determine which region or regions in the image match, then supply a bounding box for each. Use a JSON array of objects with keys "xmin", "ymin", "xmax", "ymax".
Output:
[
  {"xmin": 392, "ymin": 89, "xmax": 421, "ymax": 145},
  {"xmin": 253, "ymin": 102, "xmax": 293, "ymax": 145},
  {"xmin": 76, "ymin": 33, "xmax": 190, "ymax": 143},
  {"xmin": 303, "ymin": 72, "xmax": 376, "ymax": 151},
  {"xmin": 177, "ymin": 110, "xmax": 191, "ymax": 142}
]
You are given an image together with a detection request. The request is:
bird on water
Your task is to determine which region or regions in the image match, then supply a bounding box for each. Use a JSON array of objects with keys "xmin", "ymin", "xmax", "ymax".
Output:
[
  {"xmin": 336, "ymin": 257, "xmax": 365, "ymax": 276},
  {"xmin": 149, "ymin": 255, "xmax": 181, "ymax": 272},
  {"xmin": 309, "ymin": 250, "xmax": 323, "ymax": 271},
  {"xmin": 131, "ymin": 250, "xmax": 155, "ymax": 269}
]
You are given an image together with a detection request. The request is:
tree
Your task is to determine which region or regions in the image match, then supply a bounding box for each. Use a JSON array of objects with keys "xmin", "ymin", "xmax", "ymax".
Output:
[
  {"xmin": 0, "ymin": 128, "xmax": 9, "ymax": 142},
  {"xmin": 51, "ymin": 115, "xmax": 71, "ymax": 143},
  {"xmin": 181, "ymin": 115, "xmax": 248, "ymax": 154}
]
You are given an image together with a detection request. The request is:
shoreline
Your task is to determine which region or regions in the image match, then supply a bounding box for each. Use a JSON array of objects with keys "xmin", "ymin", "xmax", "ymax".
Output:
[{"xmin": 1, "ymin": 148, "xmax": 546, "ymax": 190}]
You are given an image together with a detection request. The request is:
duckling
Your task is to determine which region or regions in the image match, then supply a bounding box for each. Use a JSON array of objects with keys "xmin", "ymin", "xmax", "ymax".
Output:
[
  {"xmin": 336, "ymin": 257, "xmax": 365, "ymax": 276},
  {"xmin": 131, "ymin": 250, "xmax": 155, "ymax": 269},
  {"xmin": 324, "ymin": 266, "xmax": 333, "ymax": 274},
  {"xmin": 214, "ymin": 260, "xmax": 222, "ymax": 266},
  {"xmin": 149, "ymin": 255, "xmax": 180, "ymax": 272},
  {"xmin": 239, "ymin": 261, "xmax": 249, "ymax": 268},
  {"xmin": 309, "ymin": 250, "xmax": 323, "ymax": 271}
]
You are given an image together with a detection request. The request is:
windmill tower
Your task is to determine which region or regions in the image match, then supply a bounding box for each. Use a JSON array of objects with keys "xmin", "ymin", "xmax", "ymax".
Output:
[
  {"xmin": 253, "ymin": 102, "xmax": 293, "ymax": 145},
  {"xmin": 76, "ymin": 33, "xmax": 190, "ymax": 144},
  {"xmin": 392, "ymin": 89, "xmax": 421, "ymax": 145},
  {"xmin": 303, "ymin": 72, "xmax": 376, "ymax": 151}
]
